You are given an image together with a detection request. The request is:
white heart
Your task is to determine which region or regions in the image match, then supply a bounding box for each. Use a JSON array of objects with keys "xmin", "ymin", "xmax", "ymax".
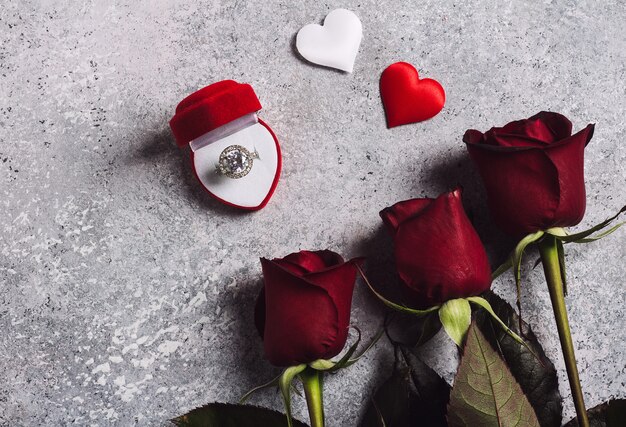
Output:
[{"xmin": 296, "ymin": 9, "xmax": 363, "ymax": 73}]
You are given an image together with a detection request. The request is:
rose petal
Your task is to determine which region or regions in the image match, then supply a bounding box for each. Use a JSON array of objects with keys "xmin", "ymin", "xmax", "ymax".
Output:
[
  {"xmin": 498, "ymin": 118, "xmax": 532, "ymax": 135},
  {"xmin": 462, "ymin": 129, "xmax": 485, "ymax": 145},
  {"xmin": 526, "ymin": 111, "xmax": 573, "ymax": 142},
  {"xmin": 311, "ymin": 250, "xmax": 346, "ymax": 270},
  {"xmin": 545, "ymin": 124, "xmax": 594, "ymax": 228},
  {"xmin": 546, "ymin": 122, "xmax": 594, "ymax": 149},
  {"xmin": 273, "ymin": 258, "xmax": 310, "ymax": 276},
  {"xmin": 392, "ymin": 190, "xmax": 492, "ymax": 308},
  {"xmin": 380, "ymin": 198, "xmax": 433, "ymax": 234},
  {"xmin": 303, "ymin": 258, "xmax": 361, "ymax": 358},
  {"xmin": 278, "ymin": 250, "xmax": 345, "ymax": 275},
  {"xmin": 472, "ymin": 112, "xmax": 574, "ymax": 148},
  {"xmin": 464, "ymin": 113, "xmax": 590, "ymax": 236},
  {"xmin": 260, "ymin": 258, "xmax": 339, "ymax": 366},
  {"xmin": 466, "ymin": 144, "xmax": 561, "ymax": 236},
  {"xmin": 501, "ymin": 117, "xmax": 557, "ymax": 143},
  {"xmin": 490, "ymin": 132, "xmax": 550, "ymax": 148}
]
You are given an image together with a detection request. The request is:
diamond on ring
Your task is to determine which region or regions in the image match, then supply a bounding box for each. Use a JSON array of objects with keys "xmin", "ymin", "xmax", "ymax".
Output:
[{"xmin": 216, "ymin": 145, "xmax": 259, "ymax": 179}]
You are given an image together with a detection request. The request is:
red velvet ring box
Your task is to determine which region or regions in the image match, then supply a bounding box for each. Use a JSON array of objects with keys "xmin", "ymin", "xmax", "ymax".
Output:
[{"xmin": 169, "ymin": 80, "xmax": 282, "ymax": 210}]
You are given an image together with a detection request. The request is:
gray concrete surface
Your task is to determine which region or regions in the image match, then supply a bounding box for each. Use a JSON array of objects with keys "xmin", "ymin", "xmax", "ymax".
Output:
[{"xmin": 1, "ymin": 1, "xmax": 625, "ymax": 425}]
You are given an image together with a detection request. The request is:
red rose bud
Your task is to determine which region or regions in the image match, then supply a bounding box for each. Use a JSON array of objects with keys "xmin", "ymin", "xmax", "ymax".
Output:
[
  {"xmin": 464, "ymin": 111, "xmax": 595, "ymax": 237},
  {"xmin": 255, "ymin": 250, "xmax": 361, "ymax": 367},
  {"xmin": 380, "ymin": 188, "xmax": 492, "ymax": 309}
]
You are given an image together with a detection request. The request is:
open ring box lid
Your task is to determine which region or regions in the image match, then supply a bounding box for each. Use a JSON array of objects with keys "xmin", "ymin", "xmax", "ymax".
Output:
[{"xmin": 170, "ymin": 80, "xmax": 282, "ymax": 210}]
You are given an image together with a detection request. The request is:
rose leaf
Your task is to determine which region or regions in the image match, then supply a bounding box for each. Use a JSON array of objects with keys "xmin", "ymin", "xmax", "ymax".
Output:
[
  {"xmin": 359, "ymin": 348, "xmax": 450, "ymax": 427},
  {"xmin": 447, "ymin": 323, "xmax": 540, "ymax": 427},
  {"xmin": 564, "ymin": 399, "xmax": 626, "ymax": 427},
  {"xmin": 474, "ymin": 291, "xmax": 562, "ymax": 427},
  {"xmin": 172, "ymin": 402, "xmax": 310, "ymax": 427},
  {"xmin": 385, "ymin": 311, "xmax": 442, "ymax": 348}
]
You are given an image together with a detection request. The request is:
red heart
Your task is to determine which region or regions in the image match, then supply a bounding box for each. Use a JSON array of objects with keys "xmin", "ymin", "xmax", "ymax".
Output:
[{"xmin": 380, "ymin": 62, "xmax": 445, "ymax": 128}]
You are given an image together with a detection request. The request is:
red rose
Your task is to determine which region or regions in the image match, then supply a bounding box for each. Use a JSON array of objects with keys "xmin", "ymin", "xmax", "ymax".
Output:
[
  {"xmin": 380, "ymin": 188, "xmax": 492, "ymax": 309},
  {"xmin": 255, "ymin": 250, "xmax": 361, "ymax": 367},
  {"xmin": 464, "ymin": 111, "xmax": 595, "ymax": 237}
]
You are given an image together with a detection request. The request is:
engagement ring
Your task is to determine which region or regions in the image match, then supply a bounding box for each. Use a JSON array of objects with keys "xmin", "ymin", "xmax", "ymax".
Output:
[{"xmin": 216, "ymin": 145, "xmax": 259, "ymax": 179}]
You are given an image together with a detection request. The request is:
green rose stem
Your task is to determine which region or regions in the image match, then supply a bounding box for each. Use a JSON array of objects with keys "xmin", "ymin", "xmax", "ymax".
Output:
[
  {"xmin": 538, "ymin": 234, "xmax": 589, "ymax": 427},
  {"xmin": 300, "ymin": 368, "xmax": 325, "ymax": 427}
]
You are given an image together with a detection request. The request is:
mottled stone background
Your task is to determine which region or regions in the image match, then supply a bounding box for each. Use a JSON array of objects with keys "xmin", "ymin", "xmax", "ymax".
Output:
[{"xmin": 1, "ymin": 1, "xmax": 624, "ymax": 426}]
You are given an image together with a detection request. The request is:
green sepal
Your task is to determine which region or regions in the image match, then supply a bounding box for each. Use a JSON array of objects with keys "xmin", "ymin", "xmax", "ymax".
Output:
[
  {"xmin": 513, "ymin": 231, "xmax": 545, "ymax": 299},
  {"xmin": 438, "ymin": 298, "xmax": 472, "ymax": 346},
  {"xmin": 491, "ymin": 257, "xmax": 512, "ymax": 280},
  {"xmin": 343, "ymin": 327, "xmax": 384, "ymax": 367},
  {"xmin": 509, "ymin": 230, "xmax": 545, "ymax": 329},
  {"xmin": 279, "ymin": 364, "xmax": 307, "ymax": 427},
  {"xmin": 545, "ymin": 227, "xmax": 568, "ymax": 237},
  {"xmin": 309, "ymin": 326, "xmax": 384, "ymax": 372},
  {"xmin": 357, "ymin": 265, "xmax": 439, "ymax": 316},
  {"xmin": 572, "ymin": 222, "xmax": 624, "ymax": 243},
  {"xmin": 308, "ymin": 359, "xmax": 335, "ymax": 371},
  {"xmin": 239, "ymin": 372, "xmax": 282, "ymax": 404},
  {"xmin": 309, "ymin": 329, "xmax": 361, "ymax": 372},
  {"xmin": 546, "ymin": 205, "xmax": 626, "ymax": 243},
  {"xmin": 467, "ymin": 296, "xmax": 541, "ymax": 362}
]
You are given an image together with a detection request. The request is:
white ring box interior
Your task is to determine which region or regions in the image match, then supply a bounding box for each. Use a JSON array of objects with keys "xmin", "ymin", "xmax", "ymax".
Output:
[{"xmin": 189, "ymin": 113, "xmax": 279, "ymax": 208}]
